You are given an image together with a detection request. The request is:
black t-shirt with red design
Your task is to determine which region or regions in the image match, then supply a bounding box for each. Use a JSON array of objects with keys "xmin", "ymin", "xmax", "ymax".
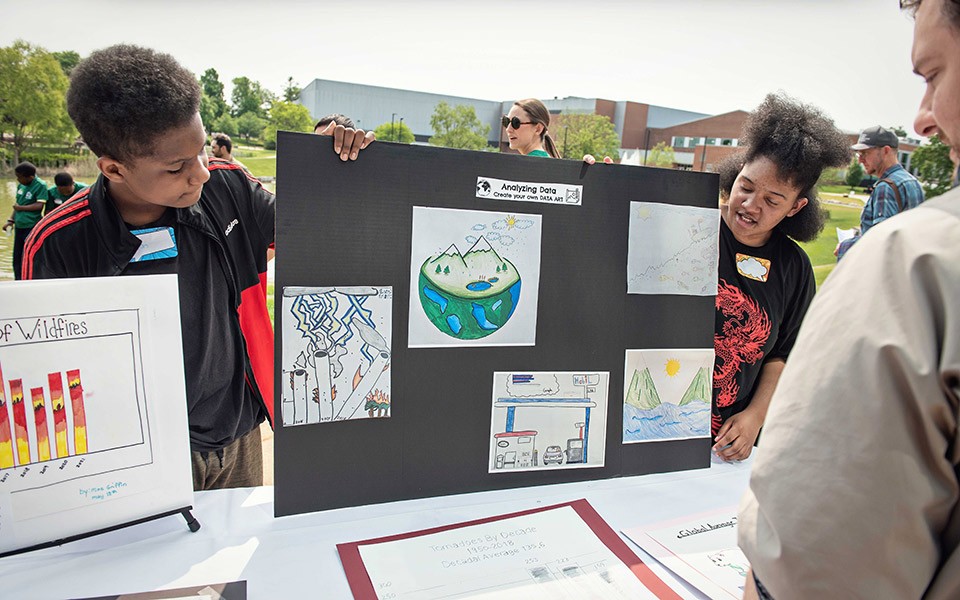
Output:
[{"xmin": 713, "ymin": 219, "xmax": 815, "ymax": 436}]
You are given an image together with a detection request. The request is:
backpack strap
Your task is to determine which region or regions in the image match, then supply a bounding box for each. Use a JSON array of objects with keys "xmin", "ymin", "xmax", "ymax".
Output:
[{"xmin": 878, "ymin": 178, "xmax": 903, "ymax": 213}]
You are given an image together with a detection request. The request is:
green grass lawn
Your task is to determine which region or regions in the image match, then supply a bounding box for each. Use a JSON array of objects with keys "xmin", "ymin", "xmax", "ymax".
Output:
[
  {"xmin": 798, "ymin": 203, "xmax": 862, "ymax": 287},
  {"xmin": 241, "ymin": 156, "xmax": 277, "ymax": 178},
  {"xmin": 267, "ymin": 282, "xmax": 275, "ymax": 326},
  {"xmin": 820, "ymin": 184, "xmax": 871, "ymax": 195},
  {"xmin": 234, "ymin": 145, "xmax": 277, "ymax": 179}
]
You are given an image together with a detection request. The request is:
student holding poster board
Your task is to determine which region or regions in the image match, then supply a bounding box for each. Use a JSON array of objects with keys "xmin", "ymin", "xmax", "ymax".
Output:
[
  {"xmin": 711, "ymin": 94, "xmax": 851, "ymax": 462},
  {"xmin": 21, "ymin": 45, "xmax": 372, "ymax": 490}
]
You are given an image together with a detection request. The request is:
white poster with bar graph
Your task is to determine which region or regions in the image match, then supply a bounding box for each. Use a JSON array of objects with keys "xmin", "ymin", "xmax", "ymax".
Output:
[{"xmin": 0, "ymin": 274, "xmax": 192, "ymax": 556}]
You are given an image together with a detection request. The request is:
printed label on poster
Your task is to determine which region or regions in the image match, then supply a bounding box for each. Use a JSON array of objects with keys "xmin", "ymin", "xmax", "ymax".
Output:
[{"xmin": 476, "ymin": 176, "xmax": 582, "ymax": 206}]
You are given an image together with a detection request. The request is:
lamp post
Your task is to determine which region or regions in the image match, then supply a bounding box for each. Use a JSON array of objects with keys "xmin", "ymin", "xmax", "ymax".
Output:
[
  {"xmin": 391, "ymin": 113, "xmax": 396, "ymax": 142},
  {"xmin": 399, "ymin": 117, "xmax": 404, "ymax": 143},
  {"xmin": 643, "ymin": 129, "xmax": 651, "ymax": 165}
]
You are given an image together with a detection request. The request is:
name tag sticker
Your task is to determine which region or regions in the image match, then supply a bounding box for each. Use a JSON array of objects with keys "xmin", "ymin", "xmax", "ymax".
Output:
[{"xmin": 129, "ymin": 227, "xmax": 178, "ymax": 262}]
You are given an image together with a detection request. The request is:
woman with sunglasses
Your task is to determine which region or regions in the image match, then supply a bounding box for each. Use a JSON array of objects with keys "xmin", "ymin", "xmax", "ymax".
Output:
[
  {"xmin": 711, "ymin": 93, "xmax": 850, "ymax": 463},
  {"xmin": 503, "ymin": 98, "xmax": 561, "ymax": 158}
]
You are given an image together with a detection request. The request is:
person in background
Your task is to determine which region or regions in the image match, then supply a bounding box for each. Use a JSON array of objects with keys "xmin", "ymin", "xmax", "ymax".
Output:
[
  {"xmin": 711, "ymin": 93, "xmax": 850, "ymax": 462},
  {"xmin": 503, "ymin": 98, "xmax": 561, "ymax": 158},
  {"xmin": 835, "ymin": 125, "xmax": 924, "ymax": 259},
  {"xmin": 314, "ymin": 113, "xmax": 354, "ymax": 133},
  {"xmin": 45, "ymin": 172, "xmax": 88, "ymax": 216},
  {"xmin": 3, "ymin": 161, "xmax": 48, "ymax": 279},
  {"xmin": 313, "ymin": 114, "xmax": 375, "ymax": 158},
  {"xmin": 739, "ymin": 1, "xmax": 960, "ymax": 597},
  {"xmin": 210, "ymin": 132, "xmax": 250, "ymax": 173}
]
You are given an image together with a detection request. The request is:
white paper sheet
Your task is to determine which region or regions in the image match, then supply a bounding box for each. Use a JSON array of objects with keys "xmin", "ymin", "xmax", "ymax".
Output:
[
  {"xmin": 488, "ymin": 372, "xmax": 608, "ymax": 473},
  {"xmin": 0, "ymin": 275, "xmax": 192, "ymax": 555},
  {"xmin": 623, "ymin": 508, "xmax": 748, "ymax": 600},
  {"xmin": 408, "ymin": 206, "xmax": 542, "ymax": 348},
  {"xmin": 280, "ymin": 286, "xmax": 392, "ymax": 426},
  {"xmin": 622, "ymin": 349, "xmax": 713, "ymax": 443},
  {"xmin": 356, "ymin": 505, "xmax": 662, "ymax": 599},
  {"xmin": 627, "ymin": 201, "xmax": 719, "ymax": 296}
]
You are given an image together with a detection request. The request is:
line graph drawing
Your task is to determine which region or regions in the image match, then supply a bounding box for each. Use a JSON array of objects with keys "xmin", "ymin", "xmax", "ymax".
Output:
[
  {"xmin": 281, "ymin": 286, "xmax": 392, "ymax": 427},
  {"xmin": 627, "ymin": 201, "xmax": 719, "ymax": 296}
]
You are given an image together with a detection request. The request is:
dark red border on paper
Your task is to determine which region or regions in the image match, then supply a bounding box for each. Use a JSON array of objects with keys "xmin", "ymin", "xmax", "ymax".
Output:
[{"xmin": 336, "ymin": 498, "xmax": 681, "ymax": 599}]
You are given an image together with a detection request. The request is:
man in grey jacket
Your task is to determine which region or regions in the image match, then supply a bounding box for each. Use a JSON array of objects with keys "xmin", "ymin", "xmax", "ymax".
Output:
[{"xmin": 738, "ymin": 1, "xmax": 960, "ymax": 597}]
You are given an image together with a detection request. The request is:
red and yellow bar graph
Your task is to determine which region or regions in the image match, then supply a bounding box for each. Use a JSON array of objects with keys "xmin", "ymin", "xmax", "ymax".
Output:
[
  {"xmin": 9, "ymin": 379, "xmax": 31, "ymax": 465},
  {"xmin": 49, "ymin": 372, "xmax": 69, "ymax": 459},
  {"xmin": 0, "ymin": 363, "xmax": 13, "ymax": 468},
  {"xmin": 0, "ymin": 366, "xmax": 89, "ymax": 469},
  {"xmin": 67, "ymin": 369, "xmax": 88, "ymax": 455},
  {"xmin": 30, "ymin": 387, "xmax": 52, "ymax": 462}
]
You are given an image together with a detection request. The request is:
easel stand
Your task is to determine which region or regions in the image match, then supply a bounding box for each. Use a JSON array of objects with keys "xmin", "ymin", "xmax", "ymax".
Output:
[{"xmin": 0, "ymin": 505, "xmax": 201, "ymax": 558}]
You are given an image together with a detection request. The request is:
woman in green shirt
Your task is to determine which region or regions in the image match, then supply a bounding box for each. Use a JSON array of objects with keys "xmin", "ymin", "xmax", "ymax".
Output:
[{"xmin": 503, "ymin": 98, "xmax": 561, "ymax": 158}]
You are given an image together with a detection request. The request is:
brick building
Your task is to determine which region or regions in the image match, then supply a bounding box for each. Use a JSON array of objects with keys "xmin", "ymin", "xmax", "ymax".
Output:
[{"xmin": 298, "ymin": 79, "xmax": 919, "ymax": 172}]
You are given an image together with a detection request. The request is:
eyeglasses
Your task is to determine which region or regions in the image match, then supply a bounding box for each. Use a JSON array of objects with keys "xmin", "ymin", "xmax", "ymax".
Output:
[{"xmin": 502, "ymin": 115, "xmax": 535, "ymax": 129}]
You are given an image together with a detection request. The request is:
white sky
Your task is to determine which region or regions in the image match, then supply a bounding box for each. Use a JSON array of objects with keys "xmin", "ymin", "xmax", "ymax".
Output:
[{"xmin": 2, "ymin": 0, "xmax": 925, "ymax": 136}]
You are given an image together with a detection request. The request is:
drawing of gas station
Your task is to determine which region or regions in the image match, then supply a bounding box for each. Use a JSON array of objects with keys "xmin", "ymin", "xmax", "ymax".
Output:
[{"xmin": 492, "ymin": 396, "xmax": 595, "ymax": 470}]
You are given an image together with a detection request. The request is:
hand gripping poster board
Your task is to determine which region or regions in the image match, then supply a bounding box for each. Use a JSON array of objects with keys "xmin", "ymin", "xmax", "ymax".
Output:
[
  {"xmin": 0, "ymin": 274, "xmax": 194, "ymax": 556},
  {"xmin": 275, "ymin": 133, "xmax": 718, "ymax": 517}
]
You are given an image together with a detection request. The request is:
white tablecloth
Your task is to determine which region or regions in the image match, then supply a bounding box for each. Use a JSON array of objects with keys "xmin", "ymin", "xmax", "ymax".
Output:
[{"xmin": 0, "ymin": 458, "xmax": 751, "ymax": 599}]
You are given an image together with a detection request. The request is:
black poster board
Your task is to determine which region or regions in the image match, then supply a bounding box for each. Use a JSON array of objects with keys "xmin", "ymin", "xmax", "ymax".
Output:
[{"xmin": 274, "ymin": 132, "xmax": 718, "ymax": 517}]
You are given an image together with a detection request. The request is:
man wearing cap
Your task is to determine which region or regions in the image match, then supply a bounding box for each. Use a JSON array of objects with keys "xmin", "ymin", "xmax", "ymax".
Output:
[
  {"xmin": 836, "ymin": 125, "xmax": 924, "ymax": 259},
  {"xmin": 854, "ymin": 125, "xmax": 924, "ymax": 232}
]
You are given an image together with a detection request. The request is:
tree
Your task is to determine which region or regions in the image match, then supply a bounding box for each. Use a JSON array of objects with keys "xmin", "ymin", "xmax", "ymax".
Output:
[
  {"xmin": 199, "ymin": 95, "xmax": 217, "ymax": 132},
  {"xmin": 211, "ymin": 113, "xmax": 239, "ymax": 138},
  {"xmin": 237, "ymin": 112, "xmax": 266, "ymax": 140},
  {"xmin": 0, "ymin": 41, "xmax": 74, "ymax": 164},
  {"xmin": 844, "ymin": 160, "xmax": 865, "ymax": 188},
  {"xmin": 428, "ymin": 101, "xmax": 490, "ymax": 150},
  {"xmin": 645, "ymin": 141, "xmax": 675, "ymax": 168},
  {"xmin": 282, "ymin": 76, "xmax": 301, "ymax": 103},
  {"xmin": 262, "ymin": 101, "xmax": 313, "ymax": 149},
  {"xmin": 199, "ymin": 68, "xmax": 228, "ymax": 124},
  {"xmin": 201, "ymin": 68, "xmax": 225, "ymax": 100},
  {"xmin": 888, "ymin": 125, "xmax": 908, "ymax": 138},
  {"xmin": 551, "ymin": 113, "xmax": 620, "ymax": 161},
  {"xmin": 373, "ymin": 120, "xmax": 415, "ymax": 143},
  {"xmin": 230, "ymin": 76, "xmax": 273, "ymax": 118},
  {"xmin": 911, "ymin": 135, "xmax": 954, "ymax": 198},
  {"xmin": 52, "ymin": 50, "xmax": 80, "ymax": 77}
]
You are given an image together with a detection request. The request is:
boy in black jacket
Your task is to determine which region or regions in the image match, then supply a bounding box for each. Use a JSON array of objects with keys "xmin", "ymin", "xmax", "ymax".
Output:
[{"xmin": 23, "ymin": 44, "xmax": 373, "ymax": 490}]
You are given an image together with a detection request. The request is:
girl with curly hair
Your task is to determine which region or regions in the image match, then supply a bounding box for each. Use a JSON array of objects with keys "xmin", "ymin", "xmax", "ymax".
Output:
[{"xmin": 711, "ymin": 93, "xmax": 850, "ymax": 461}]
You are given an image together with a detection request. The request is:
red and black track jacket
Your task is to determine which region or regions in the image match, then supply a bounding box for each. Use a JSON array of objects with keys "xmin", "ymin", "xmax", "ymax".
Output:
[{"xmin": 22, "ymin": 159, "xmax": 275, "ymax": 450}]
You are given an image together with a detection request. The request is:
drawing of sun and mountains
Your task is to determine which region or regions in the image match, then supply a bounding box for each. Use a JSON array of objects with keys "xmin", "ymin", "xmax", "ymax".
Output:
[
  {"xmin": 622, "ymin": 349, "xmax": 713, "ymax": 443},
  {"xmin": 418, "ymin": 236, "xmax": 521, "ymax": 340}
]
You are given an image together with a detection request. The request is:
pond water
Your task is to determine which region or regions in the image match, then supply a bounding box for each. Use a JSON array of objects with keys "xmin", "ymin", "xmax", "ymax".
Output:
[
  {"xmin": 466, "ymin": 281, "xmax": 492, "ymax": 291},
  {"xmin": 0, "ymin": 178, "xmax": 17, "ymax": 281}
]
